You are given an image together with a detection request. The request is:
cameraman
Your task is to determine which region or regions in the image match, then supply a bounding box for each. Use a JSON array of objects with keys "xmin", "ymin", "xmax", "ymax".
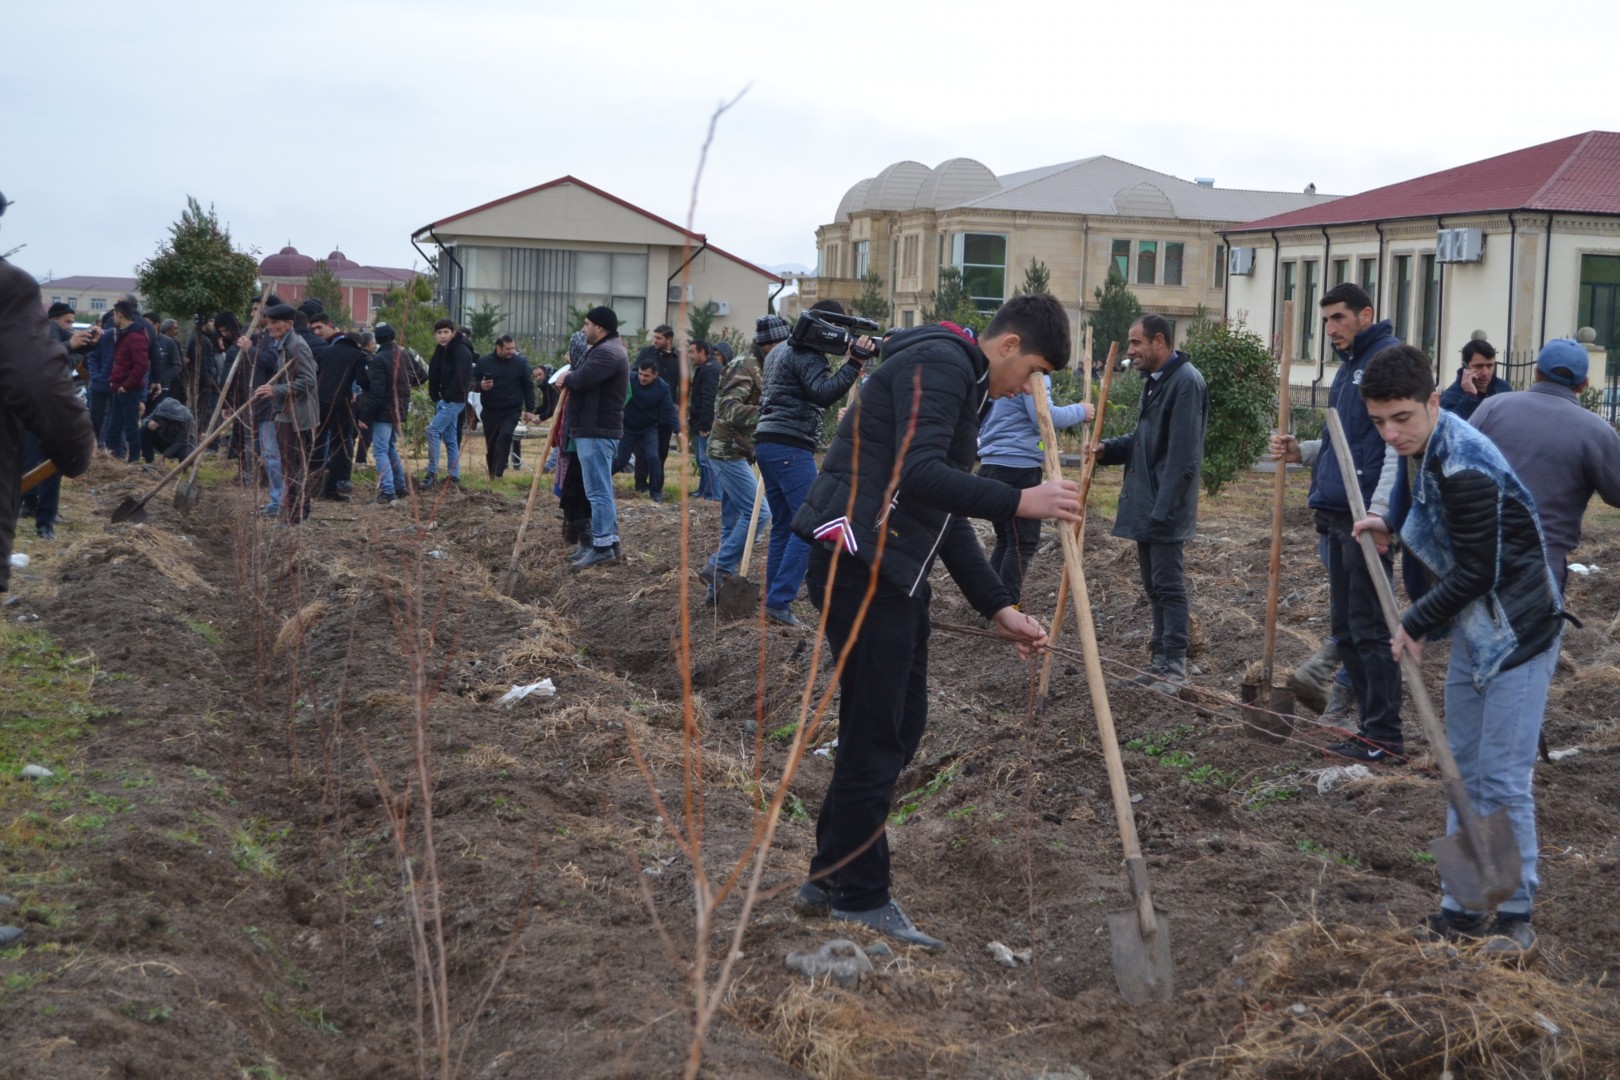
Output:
[{"xmin": 753, "ymin": 300, "xmax": 867, "ymax": 627}]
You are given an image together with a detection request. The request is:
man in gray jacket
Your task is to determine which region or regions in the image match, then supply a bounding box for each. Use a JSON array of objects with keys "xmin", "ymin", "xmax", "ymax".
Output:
[{"xmin": 1094, "ymin": 313, "xmax": 1208, "ymax": 692}]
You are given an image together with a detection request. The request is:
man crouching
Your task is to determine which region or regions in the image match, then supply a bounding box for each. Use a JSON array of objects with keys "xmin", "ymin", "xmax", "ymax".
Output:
[
  {"xmin": 1353, "ymin": 345, "xmax": 1562, "ymax": 958},
  {"xmin": 789, "ymin": 293, "xmax": 1082, "ymax": 950}
]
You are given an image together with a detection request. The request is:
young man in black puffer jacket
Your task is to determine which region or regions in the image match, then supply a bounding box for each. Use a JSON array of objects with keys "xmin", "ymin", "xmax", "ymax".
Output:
[{"xmin": 788, "ymin": 293, "xmax": 1082, "ymax": 950}]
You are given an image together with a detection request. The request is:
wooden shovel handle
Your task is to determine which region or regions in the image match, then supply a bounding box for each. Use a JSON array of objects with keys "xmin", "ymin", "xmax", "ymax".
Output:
[
  {"xmin": 508, "ymin": 387, "xmax": 569, "ymax": 570},
  {"xmin": 1262, "ymin": 301, "xmax": 1293, "ymax": 685},
  {"xmin": 1032, "ymin": 376, "xmax": 1159, "ymax": 937},
  {"xmin": 21, "ymin": 461, "xmax": 58, "ymax": 495}
]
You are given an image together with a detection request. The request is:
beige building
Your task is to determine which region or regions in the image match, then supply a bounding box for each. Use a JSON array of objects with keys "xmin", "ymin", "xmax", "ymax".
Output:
[
  {"xmin": 1223, "ymin": 131, "xmax": 1620, "ymax": 394},
  {"xmin": 805, "ymin": 156, "xmax": 1337, "ymax": 359},
  {"xmin": 36, "ymin": 275, "xmax": 139, "ymax": 320},
  {"xmin": 411, "ymin": 177, "xmax": 782, "ymax": 355}
]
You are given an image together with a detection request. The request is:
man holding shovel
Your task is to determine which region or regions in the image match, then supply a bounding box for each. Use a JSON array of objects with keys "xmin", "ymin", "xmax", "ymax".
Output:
[
  {"xmin": 790, "ymin": 293, "xmax": 1081, "ymax": 949},
  {"xmin": 698, "ymin": 316, "xmax": 779, "ymax": 605},
  {"xmin": 1351, "ymin": 345, "xmax": 1562, "ymax": 957},
  {"xmin": 249, "ymin": 304, "xmax": 318, "ymax": 524}
]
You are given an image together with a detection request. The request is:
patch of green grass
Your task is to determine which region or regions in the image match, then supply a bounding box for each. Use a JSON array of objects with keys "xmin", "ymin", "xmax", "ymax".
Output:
[
  {"xmin": 889, "ymin": 762, "xmax": 959, "ymax": 826},
  {"xmin": 766, "ymin": 721, "xmax": 799, "ymax": 743},
  {"xmin": 293, "ymin": 1004, "xmax": 342, "ymax": 1035},
  {"xmin": 1409, "ymin": 849, "xmax": 1437, "ymax": 865},
  {"xmin": 143, "ymin": 1003, "xmax": 174, "ymax": 1023},
  {"xmin": 1126, "ymin": 724, "xmax": 1195, "ymax": 758},
  {"xmin": 234, "ymin": 820, "xmax": 292, "ymax": 878},
  {"xmin": 243, "ymin": 1061, "xmax": 289, "ymax": 1080},
  {"xmin": 946, "ymin": 804, "xmax": 977, "ymax": 821},
  {"xmin": 184, "ymin": 618, "xmax": 222, "ymax": 645}
]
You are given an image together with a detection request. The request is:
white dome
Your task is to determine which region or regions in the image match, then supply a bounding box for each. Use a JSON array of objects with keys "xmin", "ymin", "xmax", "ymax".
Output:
[
  {"xmin": 863, "ymin": 160, "xmax": 932, "ymax": 211},
  {"xmin": 915, "ymin": 158, "xmax": 999, "ymax": 208},
  {"xmin": 835, "ymin": 177, "xmax": 873, "ymax": 223}
]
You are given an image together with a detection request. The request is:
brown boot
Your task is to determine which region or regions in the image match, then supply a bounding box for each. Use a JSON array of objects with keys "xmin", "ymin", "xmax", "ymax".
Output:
[{"xmin": 1288, "ymin": 640, "xmax": 1339, "ymax": 714}]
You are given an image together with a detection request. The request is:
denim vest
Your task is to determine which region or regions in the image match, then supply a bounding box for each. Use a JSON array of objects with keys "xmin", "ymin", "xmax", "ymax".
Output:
[{"xmin": 1395, "ymin": 411, "xmax": 1560, "ymax": 687}]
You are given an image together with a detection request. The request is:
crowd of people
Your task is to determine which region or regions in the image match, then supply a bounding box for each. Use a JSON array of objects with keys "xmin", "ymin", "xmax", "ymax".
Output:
[{"xmin": 7, "ymin": 233, "xmax": 1620, "ymax": 961}]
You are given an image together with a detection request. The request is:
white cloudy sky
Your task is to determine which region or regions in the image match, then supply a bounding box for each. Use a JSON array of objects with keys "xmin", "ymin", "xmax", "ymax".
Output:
[{"xmin": 4, "ymin": 0, "xmax": 1615, "ymax": 282}]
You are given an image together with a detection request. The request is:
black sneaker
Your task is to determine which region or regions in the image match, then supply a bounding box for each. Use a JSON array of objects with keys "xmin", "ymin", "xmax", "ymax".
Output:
[
  {"xmin": 419, "ymin": 472, "xmax": 438, "ymax": 489},
  {"xmin": 35, "ymin": 524, "xmax": 55, "ymax": 540},
  {"xmin": 1420, "ymin": 908, "xmax": 1485, "ymax": 942},
  {"xmin": 794, "ymin": 880, "xmax": 832, "ymax": 916},
  {"xmin": 830, "ymin": 900, "xmax": 945, "ymax": 951},
  {"xmin": 1322, "ymin": 739, "xmax": 1404, "ymax": 764},
  {"xmin": 1482, "ymin": 915, "xmax": 1538, "ymax": 961}
]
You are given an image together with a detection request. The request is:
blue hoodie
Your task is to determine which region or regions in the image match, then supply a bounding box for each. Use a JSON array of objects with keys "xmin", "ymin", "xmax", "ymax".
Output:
[
  {"xmin": 1309, "ymin": 318, "xmax": 1402, "ymax": 515},
  {"xmin": 86, "ymin": 319, "xmax": 117, "ymax": 392},
  {"xmin": 977, "ymin": 375, "xmax": 1090, "ymax": 468}
]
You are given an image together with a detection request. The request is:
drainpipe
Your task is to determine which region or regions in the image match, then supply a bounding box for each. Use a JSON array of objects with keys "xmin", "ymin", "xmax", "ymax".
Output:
[
  {"xmin": 1539, "ymin": 212, "xmax": 1554, "ymax": 347},
  {"xmin": 1319, "ymin": 226, "xmax": 1332, "ymax": 381},
  {"xmin": 667, "ymin": 239, "xmax": 709, "ymax": 323},
  {"xmin": 427, "ymin": 226, "xmax": 464, "ymax": 317},
  {"xmin": 1219, "ymin": 229, "xmax": 1231, "ymax": 323},
  {"xmin": 1434, "ymin": 216, "xmax": 1445, "ymax": 381},
  {"xmin": 1505, "ymin": 214, "xmax": 1518, "ymax": 353},
  {"xmin": 768, "ymin": 279, "xmax": 786, "ymax": 315},
  {"xmin": 1270, "ymin": 230, "xmax": 1282, "ymax": 346},
  {"xmin": 1374, "ymin": 222, "xmax": 1386, "ymax": 313}
]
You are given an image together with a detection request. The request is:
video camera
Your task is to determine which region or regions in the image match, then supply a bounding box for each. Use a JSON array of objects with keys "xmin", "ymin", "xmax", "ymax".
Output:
[{"xmin": 788, "ymin": 310, "xmax": 883, "ymax": 362}]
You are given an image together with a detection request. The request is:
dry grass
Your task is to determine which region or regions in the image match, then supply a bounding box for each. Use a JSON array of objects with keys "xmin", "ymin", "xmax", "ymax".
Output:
[
  {"xmin": 498, "ymin": 615, "xmax": 582, "ymax": 672},
  {"xmin": 63, "ymin": 525, "xmax": 218, "ymax": 596},
  {"xmin": 745, "ymin": 982, "xmax": 964, "ymax": 1080},
  {"xmin": 463, "ymin": 745, "xmax": 522, "ymax": 770},
  {"xmin": 1168, "ymin": 915, "xmax": 1620, "ymax": 1079},
  {"xmin": 272, "ymin": 599, "xmax": 327, "ymax": 655}
]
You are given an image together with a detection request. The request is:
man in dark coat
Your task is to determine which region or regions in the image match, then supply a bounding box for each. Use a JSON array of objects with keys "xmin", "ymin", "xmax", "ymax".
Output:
[
  {"xmin": 687, "ymin": 339, "xmax": 721, "ymax": 500},
  {"xmin": 313, "ymin": 326, "xmax": 369, "ymax": 500},
  {"xmin": 354, "ymin": 323, "xmax": 414, "ymax": 501},
  {"xmin": 788, "ymin": 294, "xmax": 1081, "ymax": 950},
  {"xmin": 635, "ymin": 324, "xmax": 680, "ymax": 493},
  {"xmin": 613, "ymin": 357, "xmax": 681, "ymax": 501},
  {"xmin": 471, "ymin": 335, "xmax": 536, "ymax": 480},
  {"xmin": 25, "ymin": 302, "xmax": 96, "ymax": 539},
  {"xmin": 1094, "ymin": 313, "xmax": 1208, "ymax": 692},
  {"xmin": 424, "ymin": 317, "xmax": 476, "ymax": 486},
  {"xmin": 561, "ymin": 307, "xmax": 629, "ymax": 568},
  {"xmin": 1439, "ymin": 339, "xmax": 1511, "ymax": 420},
  {"xmin": 105, "ymin": 300, "xmax": 150, "ymax": 462}
]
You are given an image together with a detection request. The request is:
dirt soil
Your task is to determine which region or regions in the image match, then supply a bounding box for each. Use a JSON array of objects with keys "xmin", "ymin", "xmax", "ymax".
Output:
[{"xmin": 2, "ymin": 457, "xmax": 1619, "ymax": 1079}]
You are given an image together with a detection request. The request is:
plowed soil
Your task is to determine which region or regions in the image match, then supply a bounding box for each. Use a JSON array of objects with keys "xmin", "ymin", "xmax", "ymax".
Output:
[{"xmin": 2, "ymin": 455, "xmax": 1617, "ymax": 1079}]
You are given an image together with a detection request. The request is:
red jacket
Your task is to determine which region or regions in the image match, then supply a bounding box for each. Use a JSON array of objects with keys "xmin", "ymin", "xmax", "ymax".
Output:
[{"xmin": 110, "ymin": 325, "xmax": 149, "ymax": 392}]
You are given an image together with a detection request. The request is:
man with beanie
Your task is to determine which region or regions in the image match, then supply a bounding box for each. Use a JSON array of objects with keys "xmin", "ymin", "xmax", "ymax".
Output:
[
  {"xmin": 1270, "ymin": 283, "xmax": 1406, "ymax": 762},
  {"xmin": 755, "ymin": 300, "xmax": 864, "ymax": 626},
  {"xmin": 1472, "ymin": 339, "xmax": 1620, "ymax": 596},
  {"xmin": 789, "ymin": 293, "xmax": 1082, "ymax": 949},
  {"xmin": 635, "ymin": 324, "xmax": 681, "ymax": 494},
  {"xmin": 424, "ymin": 317, "xmax": 476, "ymax": 487},
  {"xmin": 314, "ymin": 323, "xmax": 370, "ymax": 501},
  {"xmin": 355, "ymin": 323, "xmax": 412, "ymax": 502},
  {"xmin": 700, "ymin": 318, "xmax": 777, "ymax": 603},
  {"xmin": 561, "ymin": 306, "xmax": 629, "ymax": 568},
  {"xmin": 295, "ymin": 298, "xmax": 326, "ymax": 356},
  {"xmin": 471, "ymin": 335, "xmax": 536, "ymax": 479}
]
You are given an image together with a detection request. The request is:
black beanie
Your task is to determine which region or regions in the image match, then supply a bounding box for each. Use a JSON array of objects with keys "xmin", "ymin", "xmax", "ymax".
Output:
[
  {"xmin": 298, "ymin": 297, "xmax": 324, "ymax": 318},
  {"xmin": 374, "ymin": 323, "xmax": 396, "ymax": 344},
  {"xmin": 584, "ymin": 305, "xmax": 618, "ymax": 335},
  {"xmin": 47, "ymin": 302, "xmax": 74, "ymax": 319}
]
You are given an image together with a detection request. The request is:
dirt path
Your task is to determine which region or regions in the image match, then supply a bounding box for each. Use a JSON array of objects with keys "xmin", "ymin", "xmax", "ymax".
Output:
[{"xmin": 1, "ymin": 459, "xmax": 1617, "ymax": 1078}]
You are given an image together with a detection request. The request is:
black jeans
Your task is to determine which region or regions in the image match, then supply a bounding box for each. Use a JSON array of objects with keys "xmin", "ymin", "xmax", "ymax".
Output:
[
  {"xmin": 315, "ymin": 401, "xmax": 355, "ymax": 494},
  {"xmin": 1137, "ymin": 541, "xmax": 1189, "ymax": 655},
  {"xmin": 482, "ymin": 408, "xmax": 519, "ymax": 478},
  {"xmin": 21, "ymin": 433, "xmax": 60, "ymax": 529},
  {"xmin": 978, "ymin": 463, "xmax": 1043, "ymax": 605},
  {"xmin": 614, "ymin": 426, "xmax": 663, "ymax": 496},
  {"xmin": 278, "ymin": 424, "xmax": 314, "ymax": 523},
  {"xmin": 637, "ymin": 422, "xmax": 676, "ymax": 491},
  {"xmin": 1320, "ymin": 510, "xmax": 1403, "ymax": 747},
  {"xmin": 806, "ymin": 547, "xmax": 931, "ymax": 912}
]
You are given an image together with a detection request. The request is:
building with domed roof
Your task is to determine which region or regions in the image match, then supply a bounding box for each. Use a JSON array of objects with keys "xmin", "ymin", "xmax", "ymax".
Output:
[
  {"xmin": 256, "ymin": 245, "xmax": 420, "ymax": 325},
  {"xmin": 805, "ymin": 155, "xmax": 1337, "ymax": 359}
]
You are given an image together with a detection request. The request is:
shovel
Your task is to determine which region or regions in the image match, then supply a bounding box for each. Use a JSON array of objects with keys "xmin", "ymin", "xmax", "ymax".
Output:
[
  {"xmin": 498, "ymin": 388, "xmax": 568, "ymax": 596},
  {"xmin": 175, "ymin": 283, "xmax": 273, "ymax": 514},
  {"xmin": 738, "ymin": 470, "xmax": 766, "ymax": 579},
  {"xmin": 1324, "ymin": 410, "xmax": 1521, "ymax": 911},
  {"xmin": 113, "ymin": 362, "xmax": 292, "ymax": 525},
  {"xmin": 1242, "ymin": 300, "xmax": 1298, "ymax": 743},
  {"xmin": 20, "ymin": 461, "xmax": 58, "ymax": 496},
  {"xmin": 1034, "ymin": 342, "xmax": 1117, "ymax": 720},
  {"xmin": 1033, "ymin": 377, "xmax": 1173, "ymax": 1004}
]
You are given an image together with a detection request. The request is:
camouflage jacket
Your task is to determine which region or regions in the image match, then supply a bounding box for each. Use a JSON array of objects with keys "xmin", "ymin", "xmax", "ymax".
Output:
[{"xmin": 707, "ymin": 351, "xmax": 764, "ymax": 462}]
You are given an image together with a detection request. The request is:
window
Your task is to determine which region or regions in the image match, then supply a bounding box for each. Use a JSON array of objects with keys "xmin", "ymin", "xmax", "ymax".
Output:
[
  {"xmin": 1214, "ymin": 244, "xmax": 1226, "ymax": 287},
  {"xmin": 439, "ymin": 244, "xmax": 650, "ymax": 358},
  {"xmin": 853, "ymin": 240, "xmax": 870, "ymax": 279},
  {"xmin": 1280, "ymin": 261, "xmax": 1297, "ymax": 305},
  {"xmin": 901, "ymin": 235, "xmax": 919, "ymax": 278},
  {"xmin": 1578, "ymin": 254, "xmax": 1620, "ymax": 350},
  {"xmin": 1419, "ymin": 253, "xmax": 1439, "ymax": 357},
  {"xmin": 1164, "ymin": 242, "xmax": 1184, "ymax": 287},
  {"xmin": 66, "ymin": 297, "xmax": 77, "ymax": 309},
  {"xmin": 1359, "ymin": 257, "xmax": 1378, "ymax": 300},
  {"xmin": 951, "ymin": 232, "xmax": 1007, "ymax": 311},
  {"xmin": 1301, "ymin": 260, "xmax": 1319, "ymax": 358},
  {"xmin": 370, "ymin": 292, "xmax": 386, "ymax": 315},
  {"xmin": 1112, "ymin": 239, "xmax": 1131, "ymax": 280},
  {"xmin": 902, "ymin": 309, "xmax": 915, "ymax": 328},
  {"xmin": 1332, "ymin": 258, "xmax": 1349, "ymax": 285},
  {"xmin": 1392, "ymin": 255, "xmax": 1412, "ymax": 341},
  {"xmin": 1136, "ymin": 241, "xmax": 1158, "ymax": 286},
  {"xmin": 90, "ymin": 297, "xmax": 105, "ymax": 311}
]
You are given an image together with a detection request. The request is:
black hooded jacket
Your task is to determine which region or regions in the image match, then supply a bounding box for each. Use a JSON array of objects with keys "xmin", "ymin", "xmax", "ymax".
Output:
[
  {"xmin": 428, "ymin": 336, "xmax": 476, "ymax": 404},
  {"xmin": 318, "ymin": 334, "xmax": 370, "ymax": 410},
  {"xmin": 791, "ymin": 325, "xmax": 1021, "ymax": 615}
]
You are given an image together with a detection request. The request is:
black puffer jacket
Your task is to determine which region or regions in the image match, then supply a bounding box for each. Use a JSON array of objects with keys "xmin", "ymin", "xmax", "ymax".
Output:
[
  {"xmin": 688, "ymin": 357, "xmax": 720, "ymax": 433},
  {"xmin": 356, "ymin": 343, "xmax": 412, "ymax": 425},
  {"xmin": 754, "ymin": 339, "xmax": 862, "ymax": 452},
  {"xmin": 152, "ymin": 332, "xmax": 183, "ymax": 388},
  {"xmin": 791, "ymin": 326, "xmax": 1019, "ymax": 615},
  {"xmin": 318, "ymin": 335, "xmax": 370, "ymax": 409}
]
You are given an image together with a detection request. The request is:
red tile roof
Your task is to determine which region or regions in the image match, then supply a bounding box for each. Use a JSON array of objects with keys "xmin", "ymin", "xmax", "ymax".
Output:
[
  {"xmin": 414, "ymin": 176, "xmax": 782, "ymax": 284},
  {"xmin": 1232, "ymin": 132, "xmax": 1620, "ymax": 232}
]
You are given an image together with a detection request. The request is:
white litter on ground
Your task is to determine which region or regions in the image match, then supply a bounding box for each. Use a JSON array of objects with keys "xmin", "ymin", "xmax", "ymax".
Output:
[
  {"xmin": 8, "ymin": 553, "xmax": 28, "ymax": 568},
  {"xmin": 498, "ymin": 679, "xmax": 556, "ymax": 704},
  {"xmin": 1548, "ymin": 747, "xmax": 1581, "ymax": 761},
  {"xmin": 1313, "ymin": 764, "xmax": 1374, "ymax": 794}
]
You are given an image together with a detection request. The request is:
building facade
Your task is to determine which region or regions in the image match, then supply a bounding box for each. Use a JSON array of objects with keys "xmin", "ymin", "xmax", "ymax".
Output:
[
  {"xmin": 1223, "ymin": 131, "xmax": 1619, "ymax": 391},
  {"xmin": 257, "ymin": 246, "xmax": 419, "ymax": 326},
  {"xmin": 806, "ymin": 156, "xmax": 1337, "ymax": 358},
  {"xmin": 36, "ymin": 275, "xmax": 139, "ymax": 319},
  {"xmin": 411, "ymin": 177, "xmax": 782, "ymax": 358}
]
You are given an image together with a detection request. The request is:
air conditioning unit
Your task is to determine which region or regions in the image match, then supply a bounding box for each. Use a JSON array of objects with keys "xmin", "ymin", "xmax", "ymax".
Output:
[
  {"xmin": 1229, "ymin": 247, "xmax": 1256, "ymax": 276},
  {"xmin": 713, "ymin": 300, "xmax": 730, "ymax": 317},
  {"xmin": 667, "ymin": 283, "xmax": 692, "ymax": 303},
  {"xmin": 1437, "ymin": 228, "xmax": 1484, "ymax": 263}
]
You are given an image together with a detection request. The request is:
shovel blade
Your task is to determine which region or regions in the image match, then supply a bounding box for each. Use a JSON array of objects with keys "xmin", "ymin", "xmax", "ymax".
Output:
[
  {"xmin": 1240, "ymin": 683, "xmax": 1296, "ymax": 744},
  {"xmin": 111, "ymin": 496, "xmax": 148, "ymax": 524},
  {"xmin": 497, "ymin": 568, "xmax": 521, "ymax": 597},
  {"xmin": 1107, "ymin": 907, "xmax": 1173, "ymax": 1004},
  {"xmin": 1430, "ymin": 808, "xmax": 1522, "ymax": 912},
  {"xmin": 173, "ymin": 479, "xmax": 200, "ymax": 516}
]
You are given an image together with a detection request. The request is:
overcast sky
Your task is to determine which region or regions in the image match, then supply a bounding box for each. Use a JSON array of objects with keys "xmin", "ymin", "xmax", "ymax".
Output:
[{"xmin": 4, "ymin": 0, "xmax": 1615, "ymax": 285}]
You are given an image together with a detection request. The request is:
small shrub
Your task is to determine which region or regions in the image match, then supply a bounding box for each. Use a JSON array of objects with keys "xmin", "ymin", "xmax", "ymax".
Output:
[{"xmin": 1185, "ymin": 318, "xmax": 1277, "ymax": 498}]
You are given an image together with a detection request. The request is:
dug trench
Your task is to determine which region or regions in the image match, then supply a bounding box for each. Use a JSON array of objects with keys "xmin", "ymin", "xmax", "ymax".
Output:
[{"xmin": 1, "ymin": 457, "xmax": 1618, "ymax": 1079}]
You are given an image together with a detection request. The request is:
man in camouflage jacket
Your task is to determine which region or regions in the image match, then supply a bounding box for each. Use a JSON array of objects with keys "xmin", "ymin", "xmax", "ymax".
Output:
[{"xmin": 698, "ymin": 317, "xmax": 780, "ymax": 602}]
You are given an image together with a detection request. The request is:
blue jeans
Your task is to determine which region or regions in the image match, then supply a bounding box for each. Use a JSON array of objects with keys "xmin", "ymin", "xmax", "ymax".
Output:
[
  {"xmin": 708, "ymin": 456, "xmax": 770, "ymax": 574},
  {"xmin": 257, "ymin": 419, "xmax": 284, "ymax": 507},
  {"xmin": 104, "ymin": 390, "xmax": 142, "ymax": 462},
  {"xmin": 1441, "ymin": 632, "xmax": 1559, "ymax": 918},
  {"xmin": 757, "ymin": 443, "xmax": 818, "ymax": 609},
  {"xmin": 575, "ymin": 436, "xmax": 619, "ymax": 547},
  {"xmin": 371, "ymin": 420, "xmax": 406, "ymax": 496},
  {"xmin": 695, "ymin": 434, "xmax": 718, "ymax": 499},
  {"xmin": 426, "ymin": 400, "xmax": 464, "ymax": 478}
]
